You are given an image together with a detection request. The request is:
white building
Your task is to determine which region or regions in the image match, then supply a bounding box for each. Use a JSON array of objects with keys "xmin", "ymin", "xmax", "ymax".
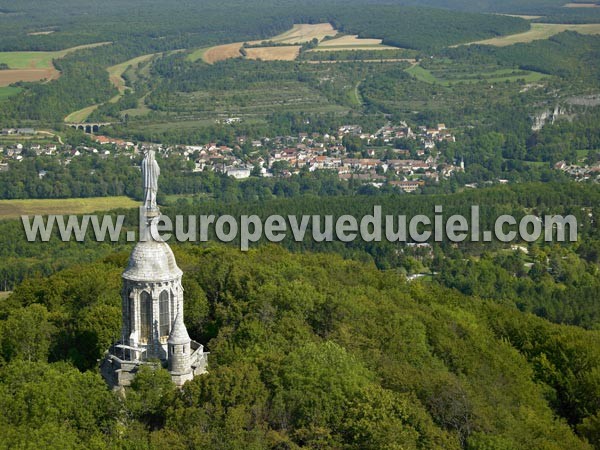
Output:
[{"xmin": 101, "ymin": 160, "xmax": 208, "ymax": 389}]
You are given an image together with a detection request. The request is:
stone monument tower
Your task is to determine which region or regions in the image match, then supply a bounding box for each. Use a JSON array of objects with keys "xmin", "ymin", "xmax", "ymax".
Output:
[{"xmin": 101, "ymin": 147, "xmax": 208, "ymax": 388}]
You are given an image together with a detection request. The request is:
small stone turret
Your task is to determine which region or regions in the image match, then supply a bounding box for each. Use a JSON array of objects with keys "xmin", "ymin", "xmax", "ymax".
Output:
[{"xmin": 168, "ymin": 311, "xmax": 192, "ymax": 371}]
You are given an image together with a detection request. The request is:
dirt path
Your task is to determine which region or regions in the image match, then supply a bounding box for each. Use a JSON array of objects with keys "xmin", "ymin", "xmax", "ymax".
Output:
[
  {"xmin": 37, "ymin": 130, "xmax": 64, "ymax": 145},
  {"xmin": 305, "ymin": 58, "xmax": 416, "ymax": 64}
]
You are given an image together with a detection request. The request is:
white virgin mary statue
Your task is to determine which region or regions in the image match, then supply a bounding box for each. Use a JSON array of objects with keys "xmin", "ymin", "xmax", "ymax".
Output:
[{"xmin": 141, "ymin": 149, "xmax": 160, "ymax": 211}]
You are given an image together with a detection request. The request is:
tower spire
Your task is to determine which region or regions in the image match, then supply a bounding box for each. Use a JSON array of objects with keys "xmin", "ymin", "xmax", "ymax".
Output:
[{"xmin": 100, "ymin": 146, "xmax": 208, "ymax": 389}]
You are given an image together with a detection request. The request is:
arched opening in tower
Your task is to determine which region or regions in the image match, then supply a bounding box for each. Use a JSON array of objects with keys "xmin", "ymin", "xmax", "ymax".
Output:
[
  {"xmin": 140, "ymin": 291, "xmax": 152, "ymax": 343},
  {"xmin": 159, "ymin": 290, "xmax": 170, "ymax": 337}
]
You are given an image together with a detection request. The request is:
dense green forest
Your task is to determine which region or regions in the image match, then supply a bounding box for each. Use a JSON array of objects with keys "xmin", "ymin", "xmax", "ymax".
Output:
[
  {"xmin": 330, "ymin": 6, "xmax": 528, "ymax": 51},
  {"xmin": 397, "ymin": 0, "xmax": 600, "ymax": 21},
  {"xmin": 0, "ymin": 2, "xmax": 599, "ymax": 448},
  {"xmin": 446, "ymin": 32, "xmax": 600, "ymax": 83},
  {"xmin": 0, "ymin": 244, "xmax": 599, "ymax": 448},
  {"xmin": 0, "ymin": 0, "xmax": 527, "ymax": 52},
  {"xmin": 2, "ymin": 182, "xmax": 598, "ymax": 330}
]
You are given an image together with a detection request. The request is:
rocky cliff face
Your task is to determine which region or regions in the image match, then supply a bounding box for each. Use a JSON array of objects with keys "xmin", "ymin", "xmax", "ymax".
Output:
[
  {"xmin": 532, "ymin": 95, "xmax": 600, "ymax": 131},
  {"xmin": 531, "ymin": 105, "xmax": 568, "ymax": 131}
]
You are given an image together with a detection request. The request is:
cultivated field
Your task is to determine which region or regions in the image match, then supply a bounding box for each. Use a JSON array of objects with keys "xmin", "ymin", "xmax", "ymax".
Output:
[
  {"xmin": 312, "ymin": 35, "xmax": 398, "ymax": 51},
  {"xmin": 0, "ymin": 132, "xmax": 58, "ymax": 145},
  {"xmin": 245, "ymin": 46, "xmax": 301, "ymax": 61},
  {"xmin": 0, "ymin": 42, "xmax": 111, "ymax": 86},
  {"xmin": 197, "ymin": 23, "xmax": 338, "ymax": 64},
  {"xmin": 0, "ymin": 69, "xmax": 57, "ymax": 86},
  {"xmin": 159, "ymin": 80, "xmax": 345, "ymax": 116},
  {"xmin": 463, "ymin": 23, "xmax": 600, "ymax": 46},
  {"xmin": 270, "ymin": 23, "xmax": 336, "ymax": 44},
  {"xmin": 0, "ymin": 196, "xmax": 139, "ymax": 220},
  {"xmin": 203, "ymin": 43, "xmax": 244, "ymax": 64},
  {"xmin": 319, "ymin": 35, "xmax": 384, "ymax": 47},
  {"xmin": 563, "ymin": 2, "xmax": 599, "ymax": 7}
]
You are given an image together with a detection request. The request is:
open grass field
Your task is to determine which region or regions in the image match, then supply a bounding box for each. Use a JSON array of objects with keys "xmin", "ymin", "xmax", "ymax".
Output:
[
  {"xmin": 406, "ymin": 65, "xmax": 438, "ymax": 83},
  {"xmin": 107, "ymin": 53, "xmax": 157, "ymax": 94},
  {"xmin": 0, "ymin": 86, "xmax": 23, "ymax": 100},
  {"xmin": 0, "ymin": 42, "xmax": 110, "ymax": 70},
  {"xmin": 64, "ymin": 104, "xmax": 101, "ymax": 123},
  {"xmin": 463, "ymin": 23, "xmax": 600, "ymax": 46},
  {"xmin": 187, "ymin": 47, "xmax": 210, "ymax": 63},
  {"xmin": 0, "ymin": 196, "xmax": 139, "ymax": 220},
  {"xmin": 245, "ymin": 46, "xmax": 301, "ymax": 61},
  {"xmin": 563, "ymin": 2, "xmax": 600, "ymax": 7},
  {"xmin": 270, "ymin": 23, "xmax": 336, "ymax": 44},
  {"xmin": 0, "ymin": 291, "xmax": 12, "ymax": 300},
  {"xmin": 406, "ymin": 63, "xmax": 547, "ymax": 85},
  {"xmin": 0, "ymin": 42, "xmax": 111, "ymax": 86}
]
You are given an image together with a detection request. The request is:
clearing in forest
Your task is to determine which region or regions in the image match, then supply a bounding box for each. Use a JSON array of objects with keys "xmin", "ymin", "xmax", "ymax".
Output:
[
  {"xmin": 405, "ymin": 63, "xmax": 548, "ymax": 85},
  {"xmin": 0, "ymin": 196, "xmax": 139, "ymax": 220},
  {"xmin": 0, "ymin": 42, "xmax": 111, "ymax": 86},
  {"xmin": 107, "ymin": 53, "xmax": 157, "ymax": 94},
  {"xmin": 461, "ymin": 23, "xmax": 600, "ymax": 46},
  {"xmin": 0, "ymin": 86, "xmax": 22, "ymax": 99}
]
